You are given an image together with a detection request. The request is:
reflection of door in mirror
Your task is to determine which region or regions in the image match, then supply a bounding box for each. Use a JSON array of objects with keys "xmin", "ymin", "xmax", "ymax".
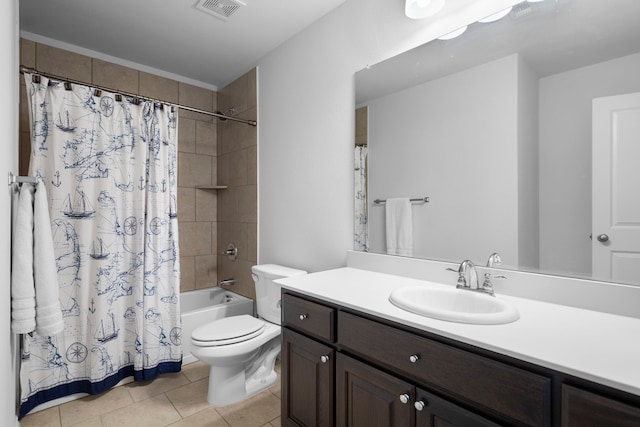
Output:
[
  {"xmin": 592, "ymin": 92, "xmax": 640, "ymax": 286},
  {"xmin": 354, "ymin": 106, "xmax": 369, "ymax": 251}
]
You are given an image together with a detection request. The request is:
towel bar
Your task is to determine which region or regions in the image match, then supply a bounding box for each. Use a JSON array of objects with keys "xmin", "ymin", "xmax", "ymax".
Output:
[{"xmin": 373, "ymin": 197, "xmax": 429, "ymax": 204}]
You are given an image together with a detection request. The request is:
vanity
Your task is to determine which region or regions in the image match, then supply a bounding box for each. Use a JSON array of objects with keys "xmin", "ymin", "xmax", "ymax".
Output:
[{"xmin": 276, "ymin": 255, "xmax": 640, "ymax": 427}]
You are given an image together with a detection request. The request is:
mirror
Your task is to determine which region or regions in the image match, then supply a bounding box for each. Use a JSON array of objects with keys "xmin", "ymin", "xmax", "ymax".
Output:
[{"xmin": 355, "ymin": 0, "xmax": 640, "ymax": 286}]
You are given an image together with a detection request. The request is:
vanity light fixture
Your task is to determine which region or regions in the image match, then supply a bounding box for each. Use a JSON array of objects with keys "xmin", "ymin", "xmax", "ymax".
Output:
[
  {"xmin": 477, "ymin": 6, "xmax": 513, "ymax": 23},
  {"xmin": 437, "ymin": 25, "xmax": 468, "ymax": 40},
  {"xmin": 405, "ymin": 0, "xmax": 445, "ymax": 19}
]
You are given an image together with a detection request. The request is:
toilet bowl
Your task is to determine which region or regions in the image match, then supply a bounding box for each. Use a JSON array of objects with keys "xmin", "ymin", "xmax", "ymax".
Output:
[{"xmin": 190, "ymin": 264, "xmax": 306, "ymax": 406}]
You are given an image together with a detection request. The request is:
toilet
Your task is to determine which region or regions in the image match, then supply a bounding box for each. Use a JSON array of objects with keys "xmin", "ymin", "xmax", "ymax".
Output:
[{"xmin": 190, "ymin": 264, "xmax": 307, "ymax": 406}]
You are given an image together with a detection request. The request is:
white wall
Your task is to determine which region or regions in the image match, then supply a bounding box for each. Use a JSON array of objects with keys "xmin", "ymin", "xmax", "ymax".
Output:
[
  {"xmin": 256, "ymin": 0, "xmax": 521, "ymax": 273},
  {"xmin": 516, "ymin": 55, "xmax": 540, "ymax": 269},
  {"xmin": 366, "ymin": 54, "xmax": 520, "ymax": 265},
  {"xmin": 539, "ymin": 52, "xmax": 640, "ymax": 277},
  {"xmin": 2, "ymin": 0, "xmax": 19, "ymax": 425}
]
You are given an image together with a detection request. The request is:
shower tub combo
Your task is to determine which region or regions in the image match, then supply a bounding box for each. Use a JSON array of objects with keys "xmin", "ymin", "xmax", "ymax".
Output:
[{"xmin": 180, "ymin": 287, "xmax": 254, "ymax": 364}]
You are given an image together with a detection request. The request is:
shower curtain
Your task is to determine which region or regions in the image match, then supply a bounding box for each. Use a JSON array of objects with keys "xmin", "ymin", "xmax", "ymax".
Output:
[
  {"xmin": 354, "ymin": 145, "xmax": 368, "ymax": 251},
  {"xmin": 20, "ymin": 74, "xmax": 181, "ymax": 417}
]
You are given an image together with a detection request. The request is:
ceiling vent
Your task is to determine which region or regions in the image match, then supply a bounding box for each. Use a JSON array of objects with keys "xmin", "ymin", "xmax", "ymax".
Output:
[{"xmin": 195, "ymin": 0, "xmax": 246, "ymax": 21}]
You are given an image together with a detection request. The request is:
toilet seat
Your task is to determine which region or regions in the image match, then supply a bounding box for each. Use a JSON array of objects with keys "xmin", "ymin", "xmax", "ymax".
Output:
[{"xmin": 192, "ymin": 315, "xmax": 266, "ymax": 347}]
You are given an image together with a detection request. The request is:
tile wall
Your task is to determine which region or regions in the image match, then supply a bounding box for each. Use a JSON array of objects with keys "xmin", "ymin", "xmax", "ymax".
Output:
[
  {"xmin": 18, "ymin": 39, "xmax": 257, "ymax": 298},
  {"xmin": 216, "ymin": 70, "xmax": 258, "ymax": 300}
]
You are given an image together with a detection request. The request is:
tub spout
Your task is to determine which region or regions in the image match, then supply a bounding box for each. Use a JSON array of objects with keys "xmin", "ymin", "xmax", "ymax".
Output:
[{"xmin": 219, "ymin": 279, "xmax": 235, "ymax": 287}]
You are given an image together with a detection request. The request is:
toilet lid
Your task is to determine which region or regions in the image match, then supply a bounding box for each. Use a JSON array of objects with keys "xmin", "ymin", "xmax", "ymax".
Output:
[{"xmin": 192, "ymin": 315, "xmax": 265, "ymax": 345}]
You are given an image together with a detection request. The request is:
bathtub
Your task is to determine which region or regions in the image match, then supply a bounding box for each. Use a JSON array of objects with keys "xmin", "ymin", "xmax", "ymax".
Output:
[{"xmin": 181, "ymin": 288, "xmax": 254, "ymax": 364}]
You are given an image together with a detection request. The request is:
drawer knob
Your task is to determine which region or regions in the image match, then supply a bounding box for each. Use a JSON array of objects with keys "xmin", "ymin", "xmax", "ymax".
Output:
[
  {"xmin": 414, "ymin": 400, "xmax": 426, "ymax": 411},
  {"xmin": 399, "ymin": 393, "xmax": 410, "ymax": 404},
  {"xmin": 320, "ymin": 355, "xmax": 330, "ymax": 364},
  {"xmin": 409, "ymin": 354, "xmax": 420, "ymax": 363},
  {"xmin": 299, "ymin": 314, "xmax": 308, "ymax": 320}
]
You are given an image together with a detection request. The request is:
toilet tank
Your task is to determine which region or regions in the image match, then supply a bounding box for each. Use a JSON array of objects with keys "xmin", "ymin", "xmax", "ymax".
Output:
[{"xmin": 252, "ymin": 264, "xmax": 307, "ymax": 324}]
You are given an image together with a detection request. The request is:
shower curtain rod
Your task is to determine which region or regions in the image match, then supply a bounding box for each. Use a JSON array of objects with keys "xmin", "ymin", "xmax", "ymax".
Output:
[{"xmin": 19, "ymin": 66, "xmax": 257, "ymax": 127}]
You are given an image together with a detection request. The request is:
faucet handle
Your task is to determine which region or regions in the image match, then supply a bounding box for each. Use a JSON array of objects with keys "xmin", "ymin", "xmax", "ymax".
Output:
[
  {"xmin": 482, "ymin": 272, "xmax": 506, "ymax": 296},
  {"xmin": 445, "ymin": 267, "xmax": 466, "ymax": 288}
]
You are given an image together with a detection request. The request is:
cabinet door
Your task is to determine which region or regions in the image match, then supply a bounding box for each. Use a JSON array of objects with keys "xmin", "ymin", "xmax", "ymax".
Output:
[
  {"xmin": 336, "ymin": 353, "xmax": 413, "ymax": 427},
  {"xmin": 282, "ymin": 328, "xmax": 334, "ymax": 427},
  {"xmin": 562, "ymin": 385, "xmax": 640, "ymax": 427},
  {"xmin": 415, "ymin": 389, "xmax": 501, "ymax": 427}
]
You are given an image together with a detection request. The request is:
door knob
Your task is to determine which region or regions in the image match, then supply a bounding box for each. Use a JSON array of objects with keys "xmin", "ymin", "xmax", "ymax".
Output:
[
  {"xmin": 409, "ymin": 354, "xmax": 420, "ymax": 363},
  {"xmin": 414, "ymin": 400, "xmax": 426, "ymax": 411},
  {"xmin": 597, "ymin": 234, "xmax": 609, "ymax": 242},
  {"xmin": 320, "ymin": 355, "xmax": 330, "ymax": 363},
  {"xmin": 399, "ymin": 393, "xmax": 410, "ymax": 404},
  {"xmin": 299, "ymin": 314, "xmax": 308, "ymax": 320}
]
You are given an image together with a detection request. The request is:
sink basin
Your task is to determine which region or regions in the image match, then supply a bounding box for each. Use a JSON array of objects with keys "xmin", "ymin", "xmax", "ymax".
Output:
[{"xmin": 389, "ymin": 286, "xmax": 519, "ymax": 325}]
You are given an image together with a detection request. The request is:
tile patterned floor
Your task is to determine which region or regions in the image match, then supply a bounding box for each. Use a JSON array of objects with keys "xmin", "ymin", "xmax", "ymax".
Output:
[{"xmin": 20, "ymin": 361, "xmax": 282, "ymax": 427}]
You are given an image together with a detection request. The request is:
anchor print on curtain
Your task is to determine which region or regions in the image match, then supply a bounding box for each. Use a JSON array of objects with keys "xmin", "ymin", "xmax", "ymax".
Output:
[{"xmin": 20, "ymin": 73, "xmax": 181, "ymax": 418}]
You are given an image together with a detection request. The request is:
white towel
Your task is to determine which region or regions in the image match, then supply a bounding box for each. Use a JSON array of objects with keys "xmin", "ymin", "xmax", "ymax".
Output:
[
  {"xmin": 33, "ymin": 181, "xmax": 64, "ymax": 336},
  {"xmin": 385, "ymin": 198, "xmax": 413, "ymax": 256},
  {"xmin": 11, "ymin": 183, "xmax": 36, "ymax": 334}
]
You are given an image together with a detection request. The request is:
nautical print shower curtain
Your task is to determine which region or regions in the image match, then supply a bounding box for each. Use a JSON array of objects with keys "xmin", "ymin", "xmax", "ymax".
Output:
[
  {"xmin": 354, "ymin": 145, "xmax": 368, "ymax": 251},
  {"xmin": 20, "ymin": 74, "xmax": 181, "ymax": 417}
]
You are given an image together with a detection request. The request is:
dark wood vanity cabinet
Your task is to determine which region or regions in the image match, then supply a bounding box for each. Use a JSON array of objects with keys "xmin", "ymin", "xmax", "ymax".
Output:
[
  {"xmin": 561, "ymin": 385, "xmax": 640, "ymax": 427},
  {"xmin": 282, "ymin": 293, "xmax": 337, "ymax": 427},
  {"xmin": 282, "ymin": 328, "xmax": 335, "ymax": 427},
  {"xmin": 336, "ymin": 352, "xmax": 500, "ymax": 427},
  {"xmin": 281, "ymin": 290, "xmax": 640, "ymax": 427}
]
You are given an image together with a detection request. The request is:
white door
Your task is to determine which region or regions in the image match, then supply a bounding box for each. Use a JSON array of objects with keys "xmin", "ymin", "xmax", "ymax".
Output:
[{"xmin": 592, "ymin": 92, "xmax": 640, "ymax": 285}]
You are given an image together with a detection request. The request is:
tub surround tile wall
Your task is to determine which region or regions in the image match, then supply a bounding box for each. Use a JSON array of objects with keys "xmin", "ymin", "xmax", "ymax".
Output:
[
  {"xmin": 217, "ymin": 69, "xmax": 258, "ymax": 301},
  {"xmin": 19, "ymin": 39, "xmax": 259, "ymax": 297}
]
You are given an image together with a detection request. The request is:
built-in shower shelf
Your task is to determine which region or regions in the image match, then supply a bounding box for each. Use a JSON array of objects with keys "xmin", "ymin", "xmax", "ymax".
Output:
[{"xmin": 195, "ymin": 185, "xmax": 228, "ymax": 190}]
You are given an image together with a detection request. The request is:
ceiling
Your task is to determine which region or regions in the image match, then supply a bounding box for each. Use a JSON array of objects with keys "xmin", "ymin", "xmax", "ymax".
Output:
[{"xmin": 19, "ymin": 0, "xmax": 347, "ymax": 89}]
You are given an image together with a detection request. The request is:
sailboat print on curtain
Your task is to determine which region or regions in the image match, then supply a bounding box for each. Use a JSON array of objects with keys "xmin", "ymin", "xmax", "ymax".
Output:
[
  {"xmin": 62, "ymin": 190, "xmax": 96, "ymax": 218},
  {"xmin": 89, "ymin": 237, "xmax": 109, "ymax": 260},
  {"xmin": 20, "ymin": 73, "xmax": 182, "ymax": 419},
  {"xmin": 55, "ymin": 110, "xmax": 77, "ymax": 132}
]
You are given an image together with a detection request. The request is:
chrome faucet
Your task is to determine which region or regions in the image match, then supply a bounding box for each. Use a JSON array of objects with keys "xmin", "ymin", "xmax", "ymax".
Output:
[
  {"xmin": 449, "ymin": 259, "xmax": 480, "ymax": 291},
  {"xmin": 447, "ymin": 257, "xmax": 502, "ymax": 296}
]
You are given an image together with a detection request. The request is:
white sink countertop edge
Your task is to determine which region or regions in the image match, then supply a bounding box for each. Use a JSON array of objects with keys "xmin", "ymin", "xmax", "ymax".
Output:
[{"xmin": 276, "ymin": 267, "xmax": 640, "ymax": 397}]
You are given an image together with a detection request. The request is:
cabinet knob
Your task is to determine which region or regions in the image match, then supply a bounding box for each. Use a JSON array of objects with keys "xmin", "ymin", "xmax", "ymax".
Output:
[
  {"xmin": 409, "ymin": 354, "xmax": 420, "ymax": 363},
  {"xmin": 414, "ymin": 400, "xmax": 426, "ymax": 411},
  {"xmin": 299, "ymin": 314, "xmax": 308, "ymax": 320},
  {"xmin": 399, "ymin": 393, "xmax": 410, "ymax": 404},
  {"xmin": 320, "ymin": 355, "xmax": 330, "ymax": 364}
]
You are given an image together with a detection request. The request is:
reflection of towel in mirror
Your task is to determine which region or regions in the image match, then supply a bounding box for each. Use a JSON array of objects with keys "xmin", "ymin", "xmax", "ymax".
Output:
[
  {"xmin": 385, "ymin": 198, "xmax": 412, "ymax": 256},
  {"xmin": 11, "ymin": 183, "xmax": 36, "ymax": 334},
  {"xmin": 33, "ymin": 181, "xmax": 64, "ymax": 336}
]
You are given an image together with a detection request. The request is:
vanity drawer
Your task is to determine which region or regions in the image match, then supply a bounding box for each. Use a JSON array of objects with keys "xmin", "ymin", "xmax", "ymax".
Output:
[
  {"xmin": 338, "ymin": 311, "xmax": 551, "ymax": 426},
  {"xmin": 283, "ymin": 293, "xmax": 336, "ymax": 342}
]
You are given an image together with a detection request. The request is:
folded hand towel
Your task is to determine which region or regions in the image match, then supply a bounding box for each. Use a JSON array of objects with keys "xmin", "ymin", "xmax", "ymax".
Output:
[
  {"xmin": 33, "ymin": 181, "xmax": 64, "ymax": 336},
  {"xmin": 11, "ymin": 183, "xmax": 36, "ymax": 334},
  {"xmin": 385, "ymin": 198, "xmax": 413, "ymax": 256}
]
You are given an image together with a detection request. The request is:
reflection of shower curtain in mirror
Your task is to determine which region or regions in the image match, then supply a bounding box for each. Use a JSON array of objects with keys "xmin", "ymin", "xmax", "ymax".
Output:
[
  {"xmin": 354, "ymin": 146, "xmax": 368, "ymax": 251},
  {"xmin": 20, "ymin": 74, "xmax": 181, "ymax": 418}
]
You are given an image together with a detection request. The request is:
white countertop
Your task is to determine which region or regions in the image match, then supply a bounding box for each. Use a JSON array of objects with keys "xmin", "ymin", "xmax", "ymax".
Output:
[{"xmin": 276, "ymin": 267, "xmax": 640, "ymax": 397}]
